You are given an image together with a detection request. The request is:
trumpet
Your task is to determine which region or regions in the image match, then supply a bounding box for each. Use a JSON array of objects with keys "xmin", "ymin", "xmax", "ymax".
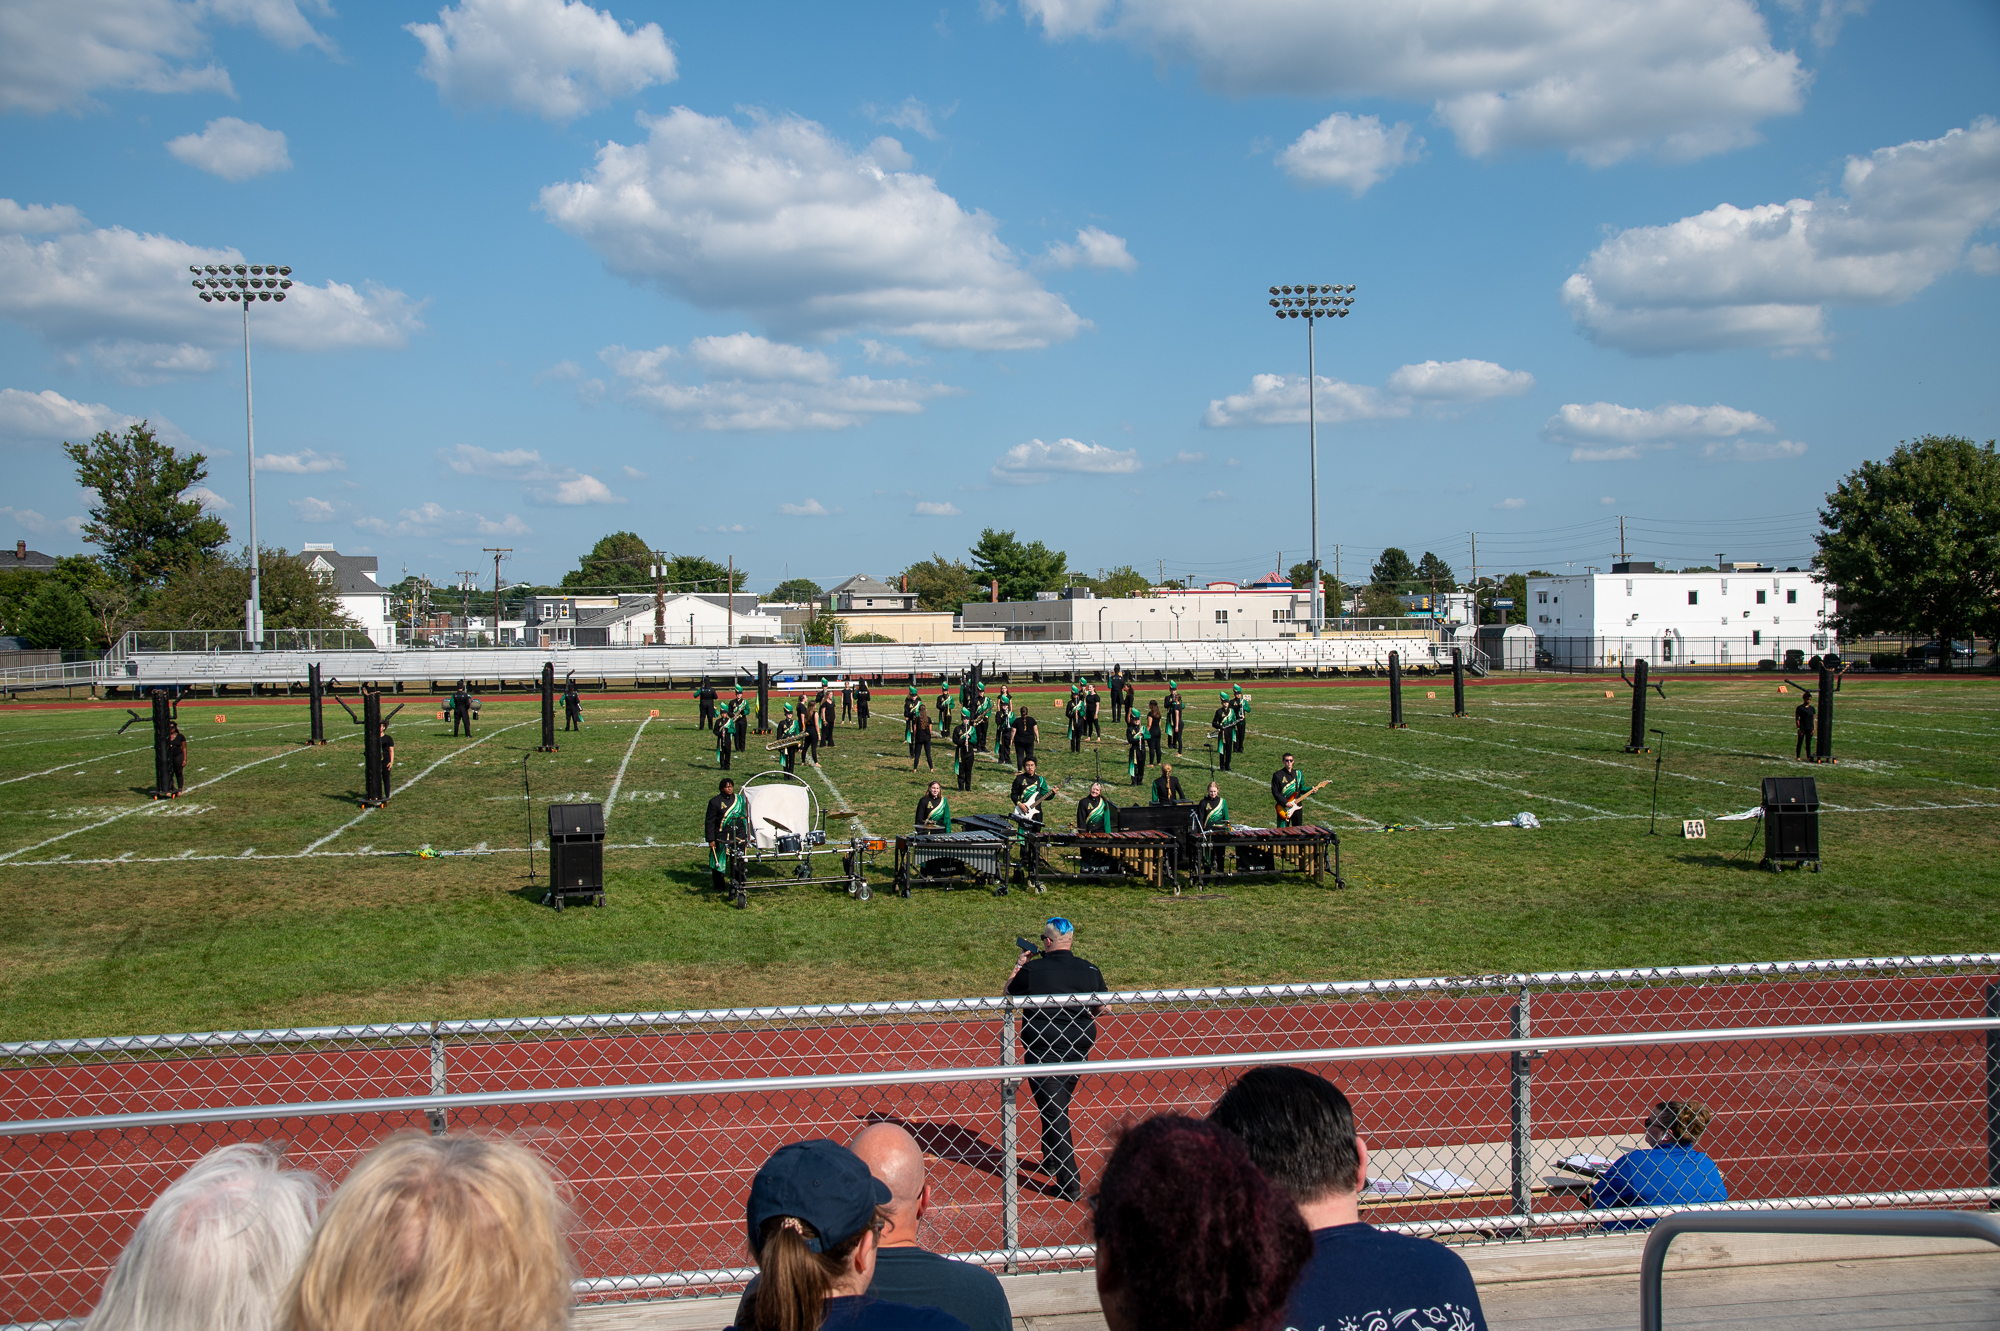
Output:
[{"xmin": 765, "ymin": 734, "xmax": 810, "ymax": 751}]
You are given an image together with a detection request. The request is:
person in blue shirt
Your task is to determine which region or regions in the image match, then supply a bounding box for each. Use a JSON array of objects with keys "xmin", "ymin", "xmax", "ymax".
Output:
[
  {"xmin": 1592, "ymin": 1100, "xmax": 1727, "ymax": 1226},
  {"xmin": 1209, "ymin": 1065, "xmax": 1489, "ymax": 1331},
  {"xmin": 731, "ymin": 1139, "xmax": 968, "ymax": 1331}
]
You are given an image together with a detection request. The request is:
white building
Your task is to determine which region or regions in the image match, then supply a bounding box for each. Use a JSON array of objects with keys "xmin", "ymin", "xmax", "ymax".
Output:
[
  {"xmin": 1527, "ymin": 562, "xmax": 1834, "ymax": 668},
  {"xmin": 298, "ymin": 545, "xmax": 394, "ymax": 647},
  {"xmin": 962, "ymin": 578, "xmax": 1316, "ymax": 642},
  {"xmin": 564, "ymin": 593, "xmax": 783, "ymax": 646}
]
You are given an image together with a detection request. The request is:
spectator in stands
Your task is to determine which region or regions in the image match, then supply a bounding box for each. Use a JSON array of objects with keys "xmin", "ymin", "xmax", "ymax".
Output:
[
  {"xmin": 84, "ymin": 1142, "xmax": 323, "ymax": 1331},
  {"xmin": 1592, "ymin": 1100, "xmax": 1727, "ymax": 1226},
  {"xmin": 733, "ymin": 1126, "xmax": 1009, "ymax": 1331},
  {"xmin": 732, "ymin": 1139, "xmax": 967, "ymax": 1331},
  {"xmin": 1209, "ymin": 1066, "xmax": 1488, "ymax": 1331},
  {"xmin": 1091, "ymin": 1115, "xmax": 1309, "ymax": 1331},
  {"xmin": 278, "ymin": 1134, "xmax": 572, "ymax": 1331}
]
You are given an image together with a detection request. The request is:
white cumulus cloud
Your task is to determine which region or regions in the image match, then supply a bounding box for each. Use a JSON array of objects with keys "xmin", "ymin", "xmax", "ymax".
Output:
[
  {"xmin": 1203, "ymin": 373, "xmax": 1406, "ymax": 428},
  {"xmin": 291, "ymin": 496, "xmax": 339, "ymax": 522},
  {"xmin": 256, "ymin": 447, "xmax": 342, "ymax": 473},
  {"xmin": 354, "ymin": 502, "xmax": 530, "ymax": 541},
  {"xmin": 539, "ymin": 107, "xmax": 1086, "ymax": 350},
  {"xmin": 0, "ymin": 387, "xmax": 146, "ymax": 445},
  {"xmin": 187, "ymin": 484, "xmax": 232, "ymax": 512},
  {"xmin": 0, "ymin": 203, "xmax": 423, "ymax": 382},
  {"xmin": 913, "ymin": 500, "xmax": 961, "ymax": 516},
  {"xmin": 1021, "ymin": 0, "xmax": 1807, "ymax": 166},
  {"xmin": 990, "ymin": 437, "xmax": 1142, "ymax": 484},
  {"xmin": 166, "ymin": 118, "xmax": 291, "ymax": 180},
  {"xmin": 0, "ymin": 504, "xmax": 85, "ymax": 537},
  {"xmin": 0, "ymin": 200, "xmax": 86, "ymax": 233},
  {"xmin": 1491, "ymin": 497, "xmax": 1526, "ymax": 510},
  {"xmin": 1039, "ymin": 226, "xmax": 1138, "ymax": 272},
  {"xmin": 1385, "ymin": 358, "xmax": 1535, "ymax": 400},
  {"xmin": 1543, "ymin": 400, "xmax": 1779, "ymax": 462},
  {"xmin": 1563, "ymin": 117, "xmax": 2000, "ymax": 355},
  {"xmin": 601, "ymin": 335, "xmax": 959, "ymax": 431},
  {"xmin": 408, "ymin": 0, "xmax": 678, "ymax": 122},
  {"xmin": 863, "ymin": 95, "xmax": 949, "ymax": 141},
  {"xmin": 1703, "ymin": 438, "xmax": 1808, "ymax": 462},
  {"xmin": 438, "ymin": 442, "xmax": 622, "ymax": 505},
  {"xmin": 779, "ymin": 499, "xmax": 832, "ymax": 517},
  {"xmin": 1277, "ymin": 113, "xmax": 1423, "ymax": 194}
]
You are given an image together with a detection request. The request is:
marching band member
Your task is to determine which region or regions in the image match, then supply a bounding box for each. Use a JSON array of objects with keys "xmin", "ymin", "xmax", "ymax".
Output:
[
  {"xmin": 915, "ymin": 779, "xmax": 952, "ymax": 834},
  {"xmin": 1164, "ymin": 680, "xmax": 1184, "ymax": 753},
  {"xmin": 953, "ymin": 718, "xmax": 977, "ymax": 792},
  {"xmin": 1211, "ymin": 691, "xmax": 1234, "ymax": 772},
  {"xmin": 1151, "ymin": 762, "xmax": 1183, "ymax": 804}
]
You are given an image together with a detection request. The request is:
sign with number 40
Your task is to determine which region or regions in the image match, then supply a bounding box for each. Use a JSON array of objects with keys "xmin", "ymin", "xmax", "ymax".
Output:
[{"xmin": 1683, "ymin": 819, "xmax": 1708, "ymax": 839}]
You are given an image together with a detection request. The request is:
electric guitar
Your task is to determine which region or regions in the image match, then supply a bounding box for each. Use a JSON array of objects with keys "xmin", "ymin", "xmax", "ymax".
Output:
[
  {"xmin": 1277, "ymin": 779, "xmax": 1333, "ymax": 822},
  {"xmin": 1012, "ymin": 784, "xmax": 1046, "ymax": 822}
]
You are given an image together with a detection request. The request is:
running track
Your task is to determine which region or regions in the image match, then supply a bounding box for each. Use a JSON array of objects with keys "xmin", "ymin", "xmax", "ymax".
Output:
[{"xmin": 3, "ymin": 975, "xmax": 1992, "ymax": 1321}]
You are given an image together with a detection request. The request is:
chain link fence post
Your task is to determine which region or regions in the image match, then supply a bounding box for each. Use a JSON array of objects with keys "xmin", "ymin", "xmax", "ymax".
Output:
[
  {"xmin": 1986, "ymin": 983, "xmax": 2000, "ymax": 1199},
  {"xmin": 1000, "ymin": 994, "xmax": 1020, "ymax": 1274},
  {"xmin": 1510, "ymin": 986, "xmax": 1532, "ymax": 1224},
  {"xmin": 428, "ymin": 1020, "xmax": 449, "ymax": 1136}
]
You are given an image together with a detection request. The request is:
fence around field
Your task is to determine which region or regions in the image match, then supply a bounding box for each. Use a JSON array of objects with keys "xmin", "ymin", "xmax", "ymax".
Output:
[{"xmin": 3, "ymin": 956, "xmax": 1997, "ymax": 1324}]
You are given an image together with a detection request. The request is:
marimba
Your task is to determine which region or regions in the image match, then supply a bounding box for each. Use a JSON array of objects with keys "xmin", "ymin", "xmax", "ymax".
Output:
[
  {"xmin": 894, "ymin": 830, "xmax": 1011, "ymax": 897},
  {"xmin": 1027, "ymin": 828, "xmax": 1177, "ymax": 893},
  {"xmin": 1191, "ymin": 823, "xmax": 1343, "ymax": 888}
]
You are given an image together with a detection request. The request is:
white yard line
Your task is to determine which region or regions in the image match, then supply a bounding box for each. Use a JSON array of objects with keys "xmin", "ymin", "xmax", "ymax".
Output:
[
  {"xmin": 808, "ymin": 763, "xmax": 874, "ymax": 840},
  {"xmin": 300, "ymin": 721, "xmax": 530, "ymax": 854},
  {"xmin": 603, "ymin": 715, "xmax": 652, "ymax": 818},
  {"xmin": 1262, "ymin": 729, "xmax": 1625, "ymax": 817},
  {"xmin": 12, "ymin": 838, "xmax": 712, "ymax": 868},
  {"xmin": 0, "ymin": 743, "xmax": 156, "ymax": 786},
  {"xmin": 0, "ymin": 733, "xmax": 350, "ymax": 864}
]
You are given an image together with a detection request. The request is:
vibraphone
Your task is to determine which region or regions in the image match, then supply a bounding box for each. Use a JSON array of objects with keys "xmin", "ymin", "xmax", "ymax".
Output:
[
  {"xmin": 893, "ymin": 830, "xmax": 1011, "ymax": 897},
  {"xmin": 1190, "ymin": 823, "xmax": 1344, "ymax": 888},
  {"xmin": 1026, "ymin": 829, "xmax": 1178, "ymax": 893}
]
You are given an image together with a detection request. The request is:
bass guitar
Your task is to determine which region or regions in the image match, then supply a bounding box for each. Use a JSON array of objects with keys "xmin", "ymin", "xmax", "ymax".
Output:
[{"xmin": 1276, "ymin": 779, "xmax": 1332, "ymax": 822}]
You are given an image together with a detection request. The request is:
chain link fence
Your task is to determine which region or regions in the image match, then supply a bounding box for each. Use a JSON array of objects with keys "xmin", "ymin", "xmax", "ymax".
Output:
[{"xmin": 5, "ymin": 955, "xmax": 1998, "ymax": 1324}]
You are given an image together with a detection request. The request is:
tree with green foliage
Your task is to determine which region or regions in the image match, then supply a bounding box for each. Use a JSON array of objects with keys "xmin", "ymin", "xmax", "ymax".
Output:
[
  {"xmin": 899, "ymin": 555, "xmax": 979, "ymax": 613},
  {"xmin": 14, "ymin": 579, "xmax": 95, "ymax": 650},
  {"xmin": 1416, "ymin": 551, "xmax": 1456, "ymax": 591},
  {"xmin": 656, "ymin": 553, "xmax": 747, "ymax": 595},
  {"xmin": 1370, "ymin": 547, "xmax": 1418, "ymax": 589},
  {"xmin": 63, "ymin": 422, "xmax": 230, "ymax": 586},
  {"xmin": 767, "ymin": 578, "xmax": 824, "ymax": 604},
  {"xmin": 969, "ymin": 529, "xmax": 1065, "ymax": 603},
  {"xmin": 1088, "ymin": 565, "xmax": 1151, "ymax": 598},
  {"xmin": 562, "ymin": 532, "xmax": 653, "ymax": 590},
  {"xmin": 1287, "ymin": 562, "xmax": 1350, "ymax": 617},
  {"xmin": 1817, "ymin": 434, "xmax": 2000, "ymax": 666},
  {"xmin": 144, "ymin": 548, "xmax": 359, "ymax": 632},
  {"xmin": 800, "ymin": 612, "xmax": 848, "ymax": 645},
  {"xmin": 1360, "ymin": 583, "xmax": 1407, "ymax": 618}
]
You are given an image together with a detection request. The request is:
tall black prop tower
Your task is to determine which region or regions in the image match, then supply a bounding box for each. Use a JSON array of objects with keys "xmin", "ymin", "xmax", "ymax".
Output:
[
  {"xmin": 361, "ymin": 691, "xmax": 385, "ymax": 805},
  {"xmin": 756, "ymin": 661, "xmax": 771, "ymax": 733},
  {"xmin": 1451, "ymin": 648, "xmax": 1467, "ymax": 717},
  {"xmin": 150, "ymin": 691, "xmax": 175, "ymax": 798},
  {"xmin": 1624, "ymin": 660, "xmax": 1652, "ymax": 753},
  {"xmin": 308, "ymin": 663, "xmax": 326, "ymax": 745},
  {"xmin": 1386, "ymin": 651, "xmax": 1407, "ymax": 729},
  {"xmin": 538, "ymin": 662, "xmax": 558, "ymax": 752},
  {"xmin": 1815, "ymin": 663, "xmax": 1836, "ymax": 763}
]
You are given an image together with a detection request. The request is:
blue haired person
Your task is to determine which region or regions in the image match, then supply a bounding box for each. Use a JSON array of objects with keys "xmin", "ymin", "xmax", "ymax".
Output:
[
  {"xmin": 1004, "ymin": 918, "xmax": 1107, "ymax": 1202},
  {"xmin": 1591, "ymin": 1100, "xmax": 1727, "ymax": 1227}
]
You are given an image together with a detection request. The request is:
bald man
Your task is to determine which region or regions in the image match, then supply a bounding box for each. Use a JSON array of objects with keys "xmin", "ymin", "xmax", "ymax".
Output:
[{"xmin": 733, "ymin": 1122, "xmax": 1011, "ymax": 1331}]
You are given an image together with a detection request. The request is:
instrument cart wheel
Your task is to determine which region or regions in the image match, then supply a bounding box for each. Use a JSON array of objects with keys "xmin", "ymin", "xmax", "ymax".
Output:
[
  {"xmin": 594, "ymin": 893, "xmax": 605, "ymax": 907},
  {"xmin": 554, "ymin": 894, "xmax": 564, "ymax": 912},
  {"xmin": 857, "ymin": 881, "xmax": 872, "ymax": 902},
  {"xmin": 733, "ymin": 886, "xmax": 748, "ymax": 910}
]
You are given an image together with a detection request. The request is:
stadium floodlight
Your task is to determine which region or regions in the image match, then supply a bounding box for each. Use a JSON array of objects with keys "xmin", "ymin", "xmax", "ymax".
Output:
[
  {"xmin": 190, "ymin": 258, "xmax": 294, "ymax": 651},
  {"xmin": 1263, "ymin": 279, "xmax": 1359, "ymax": 634}
]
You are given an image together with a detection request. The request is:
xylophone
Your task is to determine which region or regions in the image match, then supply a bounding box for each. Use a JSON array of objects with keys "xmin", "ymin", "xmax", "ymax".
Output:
[
  {"xmin": 1027, "ymin": 828, "xmax": 1178, "ymax": 893},
  {"xmin": 1193, "ymin": 823, "xmax": 1344, "ymax": 888},
  {"xmin": 894, "ymin": 830, "xmax": 1011, "ymax": 897}
]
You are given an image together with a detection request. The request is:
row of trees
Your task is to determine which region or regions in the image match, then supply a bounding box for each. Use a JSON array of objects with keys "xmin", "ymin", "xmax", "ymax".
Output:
[{"xmin": 0, "ymin": 423, "xmax": 351, "ymax": 651}]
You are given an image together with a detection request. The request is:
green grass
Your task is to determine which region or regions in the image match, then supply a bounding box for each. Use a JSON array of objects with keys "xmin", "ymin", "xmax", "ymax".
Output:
[{"xmin": 2, "ymin": 675, "xmax": 1996, "ymax": 1040}]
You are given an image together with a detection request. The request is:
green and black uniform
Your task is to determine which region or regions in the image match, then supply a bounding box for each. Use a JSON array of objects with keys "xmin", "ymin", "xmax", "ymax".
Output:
[
  {"xmin": 1212, "ymin": 693, "xmax": 1234, "ymax": 771},
  {"xmin": 705, "ymin": 786, "xmax": 748, "ymax": 891},
  {"xmin": 1152, "ymin": 770, "xmax": 1183, "ymax": 804},
  {"xmin": 915, "ymin": 788, "xmax": 953, "ymax": 834},
  {"xmin": 1195, "ymin": 789, "xmax": 1229, "ymax": 870},
  {"xmin": 1125, "ymin": 714, "xmax": 1148, "ymax": 786},
  {"xmin": 1272, "ymin": 763, "xmax": 1308, "ymax": 827},
  {"xmin": 953, "ymin": 721, "xmax": 976, "ymax": 791},
  {"xmin": 1077, "ymin": 789, "xmax": 1116, "ymax": 871},
  {"xmin": 1164, "ymin": 685, "xmax": 1184, "ymax": 753}
]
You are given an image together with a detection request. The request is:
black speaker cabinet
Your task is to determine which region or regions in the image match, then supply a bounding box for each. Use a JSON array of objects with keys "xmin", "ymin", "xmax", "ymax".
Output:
[
  {"xmin": 546, "ymin": 802, "xmax": 605, "ymax": 908},
  {"xmin": 1760, "ymin": 776, "xmax": 1820, "ymax": 869}
]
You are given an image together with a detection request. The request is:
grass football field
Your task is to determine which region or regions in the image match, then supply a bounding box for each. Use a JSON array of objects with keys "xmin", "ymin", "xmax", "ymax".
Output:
[{"xmin": 1, "ymin": 674, "xmax": 1995, "ymax": 1041}]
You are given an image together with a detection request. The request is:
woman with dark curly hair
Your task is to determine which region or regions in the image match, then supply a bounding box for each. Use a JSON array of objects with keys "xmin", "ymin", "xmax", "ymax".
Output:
[{"xmin": 1090, "ymin": 1116, "xmax": 1311, "ymax": 1331}]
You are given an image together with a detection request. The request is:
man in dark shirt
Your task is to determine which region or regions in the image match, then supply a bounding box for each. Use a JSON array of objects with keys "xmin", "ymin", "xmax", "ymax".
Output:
[
  {"xmin": 855, "ymin": 679, "xmax": 872, "ymax": 730},
  {"xmin": 1210, "ymin": 1066, "xmax": 1489, "ymax": 1331},
  {"xmin": 696, "ymin": 677, "xmax": 716, "ymax": 732},
  {"xmin": 562, "ymin": 684, "xmax": 583, "ymax": 731},
  {"xmin": 1014, "ymin": 709, "xmax": 1038, "ymax": 769},
  {"xmin": 1005, "ymin": 917, "xmax": 1107, "ymax": 1202},
  {"xmin": 704, "ymin": 778, "xmax": 743, "ymax": 892},
  {"xmin": 1272, "ymin": 753, "xmax": 1308, "ymax": 827},
  {"xmin": 450, "ymin": 683, "xmax": 473, "ymax": 737},
  {"xmin": 378, "ymin": 724, "xmax": 395, "ymax": 803},
  {"xmin": 165, "ymin": 721, "xmax": 187, "ymax": 793},
  {"xmin": 952, "ymin": 720, "xmax": 976, "ymax": 792},
  {"xmin": 1795, "ymin": 691, "xmax": 1816, "ymax": 760}
]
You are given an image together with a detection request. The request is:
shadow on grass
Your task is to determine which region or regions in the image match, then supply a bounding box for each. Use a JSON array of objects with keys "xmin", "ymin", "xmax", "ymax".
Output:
[{"xmin": 1672, "ymin": 851, "xmax": 1769, "ymax": 873}]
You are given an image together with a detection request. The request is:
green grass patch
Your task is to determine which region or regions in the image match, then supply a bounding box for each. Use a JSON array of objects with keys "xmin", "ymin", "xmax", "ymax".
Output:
[{"xmin": 2, "ymin": 676, "xmax": 1996, "ymax": 1039}]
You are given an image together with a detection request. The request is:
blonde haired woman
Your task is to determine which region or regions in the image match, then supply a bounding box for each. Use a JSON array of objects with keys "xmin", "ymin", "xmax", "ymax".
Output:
[
  {"xmin": 1591, "ymin": 1100, "xmax": 1727, "ymax": 1228},
  {"xmin": 279, "ymin": 1134, "xmax": 572, "ymax": 1331}
]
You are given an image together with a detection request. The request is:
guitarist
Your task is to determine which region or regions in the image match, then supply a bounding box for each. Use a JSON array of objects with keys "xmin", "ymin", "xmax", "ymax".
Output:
[
  {"xmin": 1011, "ymin": 758, "xmax": 1053, "ymax": 873},
  {"xmin": 1272, "ymin": 753, "xmax": 1309, "ymax": 826}
]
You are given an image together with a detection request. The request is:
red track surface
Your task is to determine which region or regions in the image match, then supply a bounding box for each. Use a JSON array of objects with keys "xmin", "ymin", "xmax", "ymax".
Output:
[{"xmin": 3, "ymin": 976, "xmax": 1992, "ymax": 1321}]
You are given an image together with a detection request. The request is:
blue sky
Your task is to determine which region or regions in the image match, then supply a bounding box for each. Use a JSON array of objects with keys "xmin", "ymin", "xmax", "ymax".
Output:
[{"xmin": 2, "ymin": 0, "xmax": 1996, "ymax": 593}]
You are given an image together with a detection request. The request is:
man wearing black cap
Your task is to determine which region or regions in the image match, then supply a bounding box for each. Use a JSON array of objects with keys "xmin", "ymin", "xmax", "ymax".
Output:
[{"xmin": 1005, "ymin": 918, "xmax": 1107, "ymax": 1202}]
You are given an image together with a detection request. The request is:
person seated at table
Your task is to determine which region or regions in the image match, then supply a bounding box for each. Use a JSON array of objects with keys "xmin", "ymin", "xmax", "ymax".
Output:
[
  {"xmin": 914, "ymin": 780, "xmax": 951, "ymax": 835},
  {"xmin": 1591, "ymin": 1100, "xmax": 1727, "ymax": 1227}
]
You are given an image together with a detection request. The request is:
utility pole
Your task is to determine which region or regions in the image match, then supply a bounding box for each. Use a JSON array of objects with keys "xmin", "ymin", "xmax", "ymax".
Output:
[
  {"xmin": 1158, "ymin": 558, "xmax": 1164, "ymax": 588},
  {"xmin": 484, "ymin": 548, "xmax": 511, "ymax": 644},
  {"xmin": 1469, "ymin": 532, "xmax": 1478, "ymax": 625},
  {"xmin": 651, "ymin": 551, "xmax": 666, "ymax": 645},
  {"xmin": 1618, "ymin": 516, "xmax": 1628, "ymax": 564},
  {"xmin": 726, "ymin": 555, "xmax": 734, "ymax": 647},
  {"xmin": 455, "ymin": 571, "xmax": 477, "ymax": 636}
]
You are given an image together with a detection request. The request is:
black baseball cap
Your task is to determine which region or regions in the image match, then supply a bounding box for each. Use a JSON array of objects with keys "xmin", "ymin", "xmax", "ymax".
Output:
[{"xmin": 746, "ymin": 1140, "xmax": 890, "ymax": 1255}]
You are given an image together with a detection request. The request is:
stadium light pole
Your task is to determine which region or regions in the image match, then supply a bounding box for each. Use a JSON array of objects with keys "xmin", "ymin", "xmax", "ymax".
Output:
[
  {"xmin": 1266, "ymin": 282, "xmax": 1356, "ymax": 633},
  {"xmin": 191, "ymin": 260, "xmax": 293, "ymax": 651}
]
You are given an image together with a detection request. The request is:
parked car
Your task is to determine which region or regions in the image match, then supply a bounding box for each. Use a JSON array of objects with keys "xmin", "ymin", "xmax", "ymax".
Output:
[{"xmin": 1910, "ymin": 640, "xmax": 1976, "ymax": 663}]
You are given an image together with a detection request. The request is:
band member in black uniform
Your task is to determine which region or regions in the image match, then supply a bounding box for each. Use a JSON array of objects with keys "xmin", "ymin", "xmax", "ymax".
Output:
[
  {"xmin": 816, "ymin": 680, "xmax": 835, "ymax": 750},
  {"xmin": 1211, "ymin": 691, "xmax": 1233, "ymax": 771},
  {"xmin": 1066, "ymin": 687, "xmax": 1083, "ymax": 753},
  {"xmin": 841, "ymin": 679, "xmax": 852, "ymax": 721},
  {"xmin": 1005, "ymin": 918, "xmax": 1106, "ymax": 1201},
  {"xmin": 995, "ymin": 688, "xmax": 1014, "ymax": 766},
  {"xmin": 1151, "ymin": 763, "xmax": 1183, "ymax": 804},
  {"xmin": 1124, "ymin": 711, "xmax": 1147, "ymax": 787},
  {"xmin": 1164, "ymin": 681, "xmax": 1184, "ymax": 753},
  {"xmin": 732, "ymin": 685, "xmax": 748, "ymax": 751},
  {"xmin": 1121, "ymin": 675, "xmax": 1137, "ymax": 726},
  {"xmin": 1194, "ymin": 780, "xmax": 1228, "ymax": 870},
  {"xmin": 1076, "ymin": 781, "xmax": 1115, "ymax": 871},
  {"xmin": 562, "ymin": 682, "xmax": 583, "ymax": 731},
  {"xmin": 903, "ymin": 685, "xmax": 922, "ymax": 748},
  {"xmin": 1108, "ymin": 667, "xmax": 1126, "ymax": 723},
  {"xmin": 973, "ymin": 693, "xmax": 992, "ymax": 752},
  {"xmin": 166, "ymin": 721, "xmax": 187, "ymax": 793},
  {"xmin": 378, "ymin": 722, "xmax": 395, "ymax": 803},
  {"xmin": 911, "ymin": 709, "xmax": 934, "ymax": 770},
  {"xmin": 800, "ymin": 697, "xmax": 820, "ymax": 766},
  {"xmin": 777, "ymin": 702, "xmax": 801, "ymax": 773},
  {"xmin": 450, "ymin": 682, "xmax": 473, "ymax": 737},
  {"xmin": 1144, "ymin": 699, "xmax": 1164, "ymax": 764},
  {"xmin": 705, "ymin": 777, "xmax": 742, "ymax": 892},
  {"xmin": 1010, "ymin": 758, "xmax": 1052, "ymax": 875},
  {"xmin": 1015, "ymin": 708, "xmax": 1039, "ymax": 769},
  {"xmin": 1271, "ymin": 753, "xmax": 1308, "ymax": 826},
  {"xmin": 952, "ymin": 719, "xmax": 976, "ymax": 792},
  {"xmin": 1083, "ymin": 681, "xmax": 1101, "ymax": 739},
  {"xmin": 712, "ymin": 703, "xmax": 733, "ymax": 770},
  {"xmin": 696, "ymin": 677, "xmax": 717, "ymax": 731},
  {"xmin": 854, "ymin": 678, "xmax": 871, "ymax": 730},
  {"xmin": 915, "ymin": 779, "xmax": 951, "ymax": 833},
  {"xmin": 1231, "ymin": 684, "xmax": 1249, "ymax": 755},
  {"xmin": 1795, "ymin": 690, "xmax": 1816, "ymax": 760}
]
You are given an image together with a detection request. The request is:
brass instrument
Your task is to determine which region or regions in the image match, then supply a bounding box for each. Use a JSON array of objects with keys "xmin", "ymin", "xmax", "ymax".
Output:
[{"xmin": 765, "ymin": 734, "xmax": 810, "ymax": 751}]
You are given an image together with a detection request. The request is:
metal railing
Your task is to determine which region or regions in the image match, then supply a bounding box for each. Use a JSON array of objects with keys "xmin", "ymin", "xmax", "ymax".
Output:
[
  {"xmin": 1534, "ymin": 635, "xmax": 1838, "ymax": 674},
  {"xmin": 3, "ymin": 955, "xmax": 1996, "ymax": 1323}
]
